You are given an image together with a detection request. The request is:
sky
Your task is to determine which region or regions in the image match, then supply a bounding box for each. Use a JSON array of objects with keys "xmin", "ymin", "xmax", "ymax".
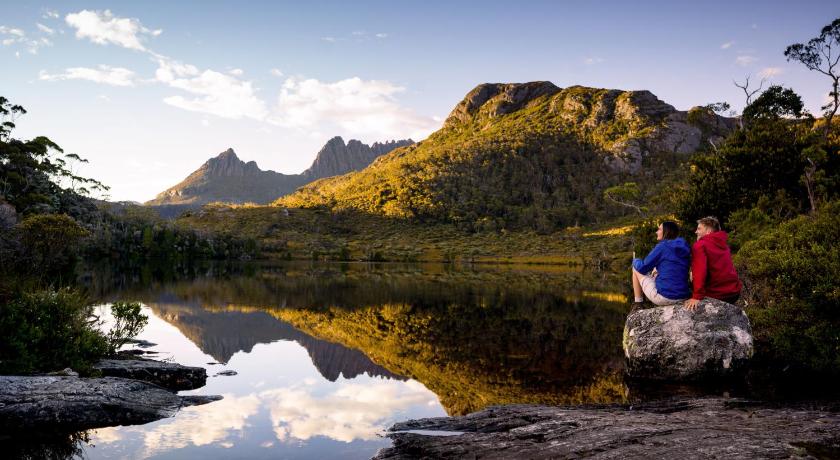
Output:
[{"xmin": 1, "ymin": 0, "xmax": 838, "ymax": 202}]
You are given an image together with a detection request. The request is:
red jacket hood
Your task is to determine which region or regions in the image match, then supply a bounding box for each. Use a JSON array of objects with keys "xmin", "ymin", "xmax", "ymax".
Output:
[{"xmin": 699, "ymin": 230, "xmax": 729, "ymax": 248}]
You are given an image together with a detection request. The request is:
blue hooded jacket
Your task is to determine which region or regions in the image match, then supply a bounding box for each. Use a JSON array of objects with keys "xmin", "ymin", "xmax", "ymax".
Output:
[{"xmin": 632, "ymin": 237, "xmax": 692, "ymax": 300}]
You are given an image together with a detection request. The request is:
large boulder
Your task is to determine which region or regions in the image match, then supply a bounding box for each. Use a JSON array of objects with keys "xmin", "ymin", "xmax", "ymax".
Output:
[{"xmin": 623, "ymin": 298, "xmax": 753, "ymax": 380}]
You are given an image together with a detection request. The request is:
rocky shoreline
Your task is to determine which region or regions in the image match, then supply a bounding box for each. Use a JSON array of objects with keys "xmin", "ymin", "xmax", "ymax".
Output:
[
  {"xmin": 0, "ymin": 357, "xmax": 220, "ymax": 431},
  {"xmin": 375, "ymin": 397, "xmax": 840, "ymax": 459}
]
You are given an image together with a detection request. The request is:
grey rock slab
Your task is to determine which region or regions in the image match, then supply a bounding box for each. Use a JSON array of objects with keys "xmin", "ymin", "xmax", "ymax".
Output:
[
  {"xmin": 375, "ymin": 398, "xmax": 840, "ymax": 459},
  {"xmin": 94, "ymin": 358, "xmax": 207, "ymax": 391},
  {"xmin": 623, "ymin": 298, "xmax": 753, "ymax": 380},
  {"xmin": 0, "ymin": 376, "xmax": 221, "ymax": 431}
]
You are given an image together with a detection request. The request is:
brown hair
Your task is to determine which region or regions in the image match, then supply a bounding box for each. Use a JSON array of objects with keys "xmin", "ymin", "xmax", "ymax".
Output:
[
  {"xmin": 697, "ymin": 216, "xmax": 721, "ymax": 232},
  {"xmin": 661, "ymin": 221, "xmax": 680, "ymax": 239}
]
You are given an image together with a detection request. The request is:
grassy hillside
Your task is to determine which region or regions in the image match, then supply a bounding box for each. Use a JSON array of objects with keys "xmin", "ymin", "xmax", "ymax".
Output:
[
  {"xmin": 277, "ymin": 82, "xmax": 730, "ymax": 232},
  {"xmin": 178, "ymin": 204, "xmax": 645, "ymax": 265}
]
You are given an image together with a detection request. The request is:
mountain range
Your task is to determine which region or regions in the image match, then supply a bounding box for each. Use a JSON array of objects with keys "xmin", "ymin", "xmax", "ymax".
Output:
[
  {"xmin": 277, "ymin": 81, "xmax": 735, "ymax": 230},
  {"xmin": 146, "ymin": 137, "xmax": 413, "ymax": 208}
]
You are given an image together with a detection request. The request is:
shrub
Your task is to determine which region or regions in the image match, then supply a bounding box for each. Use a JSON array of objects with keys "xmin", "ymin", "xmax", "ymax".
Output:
[
  {"xmin": 737, "ymin": 201, "xmax": 840, "ymax": 373},
  {"xmin": 106, "ymin": 301, "xmax": 148, "ymax": 354},
  {"xmin": 675, "ymin": 119, "xmax": 837, "ymax": 227},
  {"xmin": 16, "ymin": 213, "xmax": 88, "ymax": 273},
  {"xmin": 0, "ymin": 288, "xmax": 108, "ymax": 374}
]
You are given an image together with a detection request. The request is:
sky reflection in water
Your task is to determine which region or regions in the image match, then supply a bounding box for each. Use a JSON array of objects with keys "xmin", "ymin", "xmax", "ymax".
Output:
[{"xmin": 85, "ymin": 303, "xmax": 444, "ymax": 459}]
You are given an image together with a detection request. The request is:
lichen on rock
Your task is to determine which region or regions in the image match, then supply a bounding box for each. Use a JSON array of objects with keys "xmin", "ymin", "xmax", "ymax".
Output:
[{"xmin": 623, "ymin": 298, "xmax": 753, "ymax": 380}]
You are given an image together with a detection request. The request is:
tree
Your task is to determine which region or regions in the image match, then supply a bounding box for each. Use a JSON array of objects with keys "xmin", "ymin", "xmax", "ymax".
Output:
[
  {"xmin": 741, "ymin": 85, "xmax": 806, "ymax": 120},
  {"xmin": 785, "ymin": 18, "xmax": 840, "ymax": 136},
  {"xmin": 0, "ymin": 97, "xmax": 109, "ymax": 215},
  {"xmin": 603, "ymin": 182, "xmax": 645, "ymax": 215}
]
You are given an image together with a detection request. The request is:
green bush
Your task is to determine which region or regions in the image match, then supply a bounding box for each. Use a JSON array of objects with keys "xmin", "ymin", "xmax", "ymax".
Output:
[
  {"xmin": 737, "ymin": 201, "xmax": 840, "ymax": 373},
  {"xmin": 16, "ymin": 213, "xmax": 88, "ymax": 273},
  {"xmin": 676, "ymin": 118, "xmax": 838, "ymax": 227},
  {"xmin": 106, "ymin": 301, "xmax": 148, "ymax": 354},
  {"xmin": 0, "ymin": 288, "xmax": 108, "ymax": 375}
]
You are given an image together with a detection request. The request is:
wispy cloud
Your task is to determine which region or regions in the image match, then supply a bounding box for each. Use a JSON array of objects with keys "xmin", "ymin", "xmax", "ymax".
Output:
[
  {"xmin": 758, "ymin": 67, "xmax": 783, "ymax": 79},
  {"xmin": 584, "ymin": 56, "xmax": 604, "ymax": 65},
  {"xmin": 36, "ymin": 23, "xmax": 55, "ymax": 35},
  {"xmin": 375, "ymin": 33, "xmax": 388, "ymax": 39},
  {"xmin": 270, "ymin": 76, "xmax": 438, "ymax": 139},
  {"xmin": 50, "ymin": 9, "xmax": 436, "ymax": 141},
  {"xmin": 39, "ymin": 65, "xmax": 138, "ymax": 87},
  {"xmin": 735, "ymin": 55, "xmax": 757, "ymax": 66},
  {"xmin": 1, "ymin": 25, "xmax": 53, "ymax": 54},
  {"xmin": 720, "ymin": 41, "xmax": 734, "ymax": 50},
  {"xmin": 65, "ymin": 9, "xmax": 161, "ymax": 51},
  {"xmin": 43, "ymin": 9, "xmax": 60, "ymax": 20}
]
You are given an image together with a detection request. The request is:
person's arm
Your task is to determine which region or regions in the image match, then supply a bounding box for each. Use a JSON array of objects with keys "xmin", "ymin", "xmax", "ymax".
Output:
[
  {"xmin": 691, "ymin": 242, "xmax": 707, "ymax": 300},
  {"xmin": 633, "ymin": 243, "xmax": 662, "ymax": 275}
]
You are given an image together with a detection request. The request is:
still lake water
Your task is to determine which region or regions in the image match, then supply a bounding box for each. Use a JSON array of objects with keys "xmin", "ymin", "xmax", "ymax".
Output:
[{"xmin": 13, "ymin": 261, "xmax": 812, "ymax": 459}]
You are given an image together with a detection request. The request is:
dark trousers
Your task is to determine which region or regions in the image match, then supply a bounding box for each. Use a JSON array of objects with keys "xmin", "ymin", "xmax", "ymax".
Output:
[{"xmin": 715, "ymin": 294, "xmax": 740, "ymax": 305}]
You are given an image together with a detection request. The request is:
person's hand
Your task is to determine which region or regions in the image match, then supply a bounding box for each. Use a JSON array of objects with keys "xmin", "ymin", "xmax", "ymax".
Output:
[{"xmin": 684, "ymin": 298, "xmax": 701, "ymax": 311}]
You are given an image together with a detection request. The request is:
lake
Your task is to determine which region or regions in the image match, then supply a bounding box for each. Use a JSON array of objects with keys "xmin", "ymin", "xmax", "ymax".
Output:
[{"xmin": 6, "ymin": 261, "xmax": 820, "ymax": 459}]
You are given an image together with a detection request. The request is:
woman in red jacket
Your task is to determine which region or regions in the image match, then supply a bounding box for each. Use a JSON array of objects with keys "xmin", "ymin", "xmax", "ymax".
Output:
[{"xmin": 685, "ymin": 216, "xmax": 742, "ymax": 311}]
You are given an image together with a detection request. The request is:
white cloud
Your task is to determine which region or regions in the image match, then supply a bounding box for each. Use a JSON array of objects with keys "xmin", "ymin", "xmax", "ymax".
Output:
[
  {"xmin": 43, "ymin": 9, "xmax": 60, "ymax": 19},
  {"xmin": 375, "ymin": 33, "xmax": 388, "ymax": 39},
  {"xmin": 228, "ymin": 68, "xmax": 244, "ymax": 76},
  {"xmin": 37, "ymin": 23, "xmax": 55, "ymax": 35},
  {"xmin": 0, "ymin": 26, "xmax": 25, "ymax": 37},
  {"xmin": 262, "ymin": 380, "xmax": 433, "ymax": 443},
  {"xmin": 321, "ymin": 36, "xmax": 337, "ymax": 43},
  {"xmin": 720, "ymin": 41, "xmax": 734, "ymax": 49},
  {"xmin": 65, "ymin": 9, "xmax": 161, "ymax": 51},
  {"xmin": 39, "ymin": 65, "xmax": 138, "ymax": 87},
  {"xmin": 584, "ymin": 57, "xmax": 604, "ymax": 65},
  {"xmin": 758, "ymin": 67, "xmax": 783, "ymax": 79},
  {"xmin": 139, "ymin": 394, "xmax": 260, "ymax": 456},
  {"xmin": 270, "ymin": 68, "xmax": 284, "ymax": 77},
  {"xmin": 1, "ymin": 26, "xmax": 52, "ymax": 54},
  {"xmin": 351, "ymin": 30, "xmax": 366, "ymax": 36},
  {"xmin": 155, "ymin": 56, "xmax": 268, "ymax": 120},
  {"xmin": 271, "ymin": 76, "xmax": 438, "ymax": 140},
  {"xmin": 735, "ymin": 55, "xmax": 757, "ymax": 66}
]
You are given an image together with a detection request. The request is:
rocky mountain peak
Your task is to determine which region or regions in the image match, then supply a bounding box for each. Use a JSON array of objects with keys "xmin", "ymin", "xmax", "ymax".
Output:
[
  {"xmin": 445, "ymin": 81, "xmax": 562, "ymax": 127},
  {"xmin": 303, "ymin": 137, "xmax": 413, "ymax": 179},
  {"xmin": 147, "ymin": 137, "xmax": 412, "ymax": 208}
]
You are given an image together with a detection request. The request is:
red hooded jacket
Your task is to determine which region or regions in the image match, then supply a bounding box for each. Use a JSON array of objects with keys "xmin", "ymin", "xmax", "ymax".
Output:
[{"xmin": 691, "ymin": 231, "xmax": 742, "ymax": 300}]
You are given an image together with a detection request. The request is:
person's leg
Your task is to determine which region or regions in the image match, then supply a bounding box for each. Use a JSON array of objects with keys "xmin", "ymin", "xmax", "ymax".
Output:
[
  {"xmin": 632, "ymin": 268, "xmax": 644, "ymax": 302},
  {"xmin": 718, "ymin": 294, "xmax": 740, "ymax": 305}
]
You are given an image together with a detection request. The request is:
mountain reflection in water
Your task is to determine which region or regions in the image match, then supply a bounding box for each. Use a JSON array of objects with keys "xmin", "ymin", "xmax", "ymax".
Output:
[
  {"xmin": 84, "ymin": 262, "xmax": 632, "ymax": 415},
  {"xmin": 12, "ymin": 262, "xmax": 632, "ymax": 459}
]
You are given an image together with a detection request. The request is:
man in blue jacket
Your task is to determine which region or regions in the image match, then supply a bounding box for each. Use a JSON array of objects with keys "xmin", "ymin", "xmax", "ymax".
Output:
[{"xmin": 631, "ymin": 221, "xmax": 692, "ymax": 310}]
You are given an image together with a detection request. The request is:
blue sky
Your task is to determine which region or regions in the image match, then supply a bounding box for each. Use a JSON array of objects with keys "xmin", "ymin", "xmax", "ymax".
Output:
[{"xmin": 1, "ymin": 1, "xmax": 838, "ymax": 201}]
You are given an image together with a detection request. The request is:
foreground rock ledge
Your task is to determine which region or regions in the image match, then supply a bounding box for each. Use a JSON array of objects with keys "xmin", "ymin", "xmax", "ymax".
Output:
[
  {"xmin": 0, "ymin": 376, "xmax": 221, "ymax": 431},
  {"xmin": 376, "ymin": 398, "xmax": 840, "ymax": 459},
  {"xmin": 94, "ymin": 358, "xmax": 207, "ymax": 391},
  {"xmin": 623, "ymin": 298, "xmax": 753, "ymax": 380}
]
